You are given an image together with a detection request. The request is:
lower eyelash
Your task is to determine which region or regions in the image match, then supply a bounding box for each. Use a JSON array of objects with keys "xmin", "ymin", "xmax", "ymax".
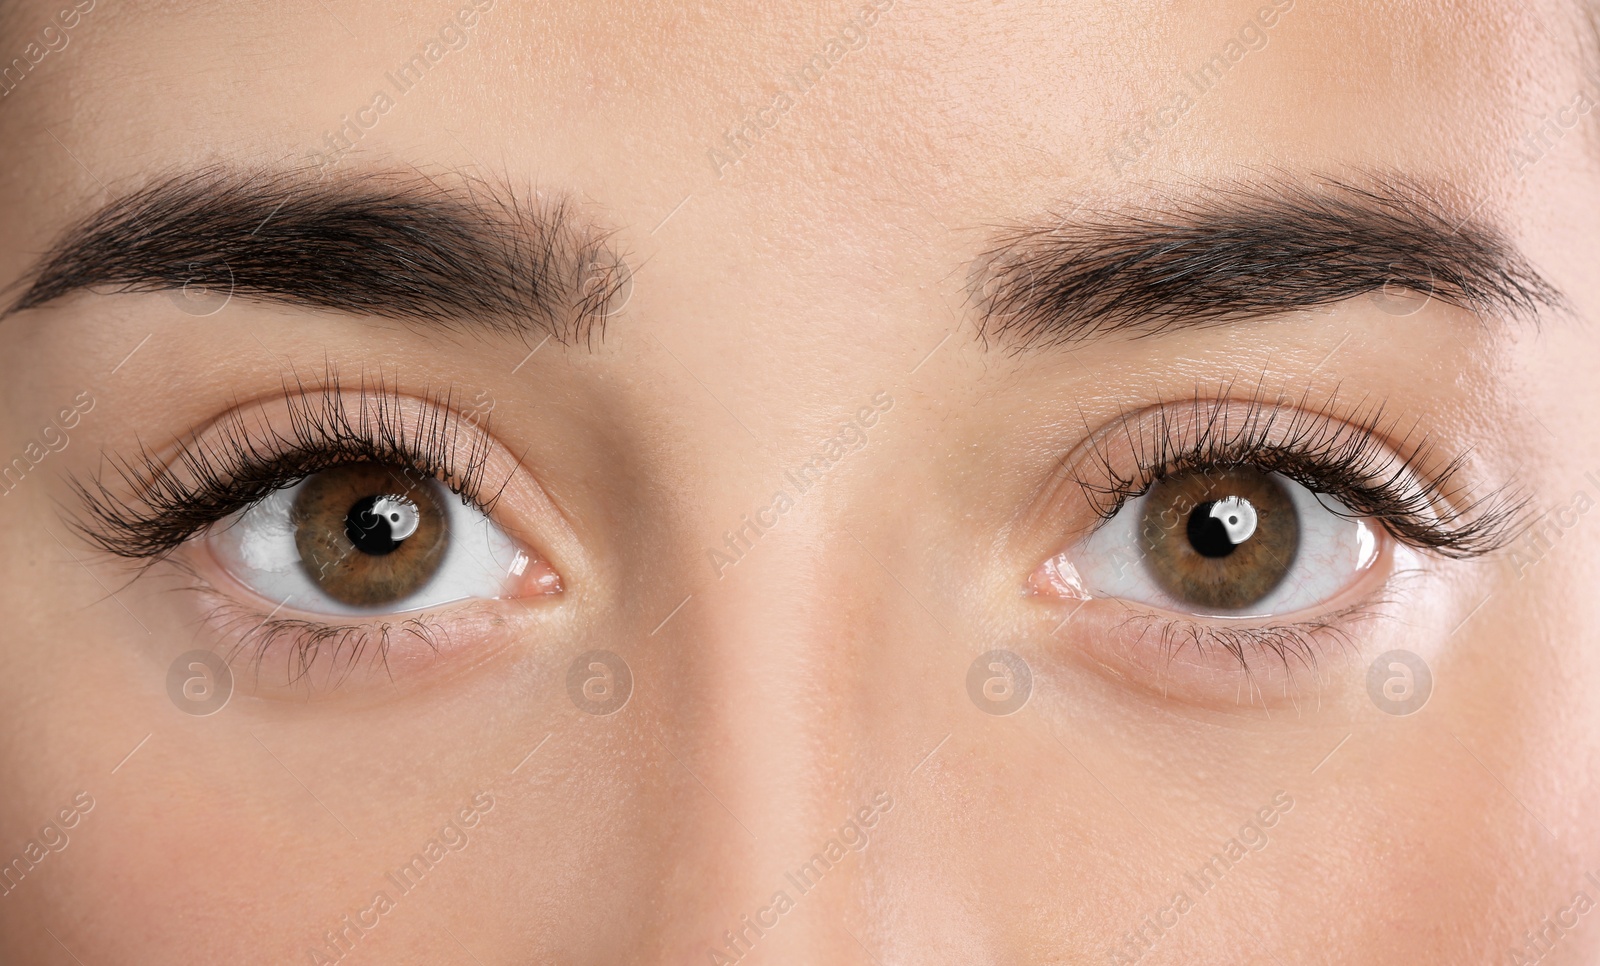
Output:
[
  {"xmin": 1106, "ymin": 565, "xmax": 1422, "ymax": 683},
  {"xmin": 206, "ymin": 590, "xmax": 447, "ymax": 692},
  {"xmin": 161, "ymin": 556, "xmax": 446, "ymax": 692},
  {"xmin": 1121, "ymin": 602, "xmax": 1371, "ymax": 676}
]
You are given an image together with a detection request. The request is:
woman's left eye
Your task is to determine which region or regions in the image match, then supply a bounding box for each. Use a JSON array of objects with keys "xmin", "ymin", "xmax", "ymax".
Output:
[
  {"xmin": 1041, "ymin": 467, "xmax": 1382, "ymax": 618},
  {"xmin": 206, "ymin": 462, "xmax": 556, "ymax": 616}
]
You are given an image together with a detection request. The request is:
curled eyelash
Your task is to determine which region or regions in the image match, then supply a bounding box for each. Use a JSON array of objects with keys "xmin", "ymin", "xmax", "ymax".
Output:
[
  {"xmin": 1074, "ymin": 385, "xmax": 1525, "ymax": 558},
  {"xmin": 70, "ymin": 372, "xmax": 500, "ymax": 563}
]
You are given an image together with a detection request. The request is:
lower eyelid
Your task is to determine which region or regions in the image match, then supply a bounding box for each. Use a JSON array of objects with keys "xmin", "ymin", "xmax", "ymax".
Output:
[
  {"xmin": 171, "ymin": 538, "xmax": 555, "ymax": 698},
  {"xmin": 74, "ymin": 381, "xmax": 586, "ymax": 697},
  {"xmin": 1032, "ymin": 550, "xmax": 1429, "ymax": 712},
  {"xmin": 193, "ymin": 585, "xmax": 534, "ymax": 697},
  {"xmin": 1047, "ymin": 600, "xmax": 1384, "ymax": 711}
]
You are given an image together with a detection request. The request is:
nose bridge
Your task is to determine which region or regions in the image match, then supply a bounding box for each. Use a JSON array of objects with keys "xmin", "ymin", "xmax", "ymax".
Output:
[
  {"xmin": 648, "ymin": 508, "xmax": 892, "ymax": 962},
  {"xmin": 620, "ymin": 315, "xmax": 925, "ymax": 959}
]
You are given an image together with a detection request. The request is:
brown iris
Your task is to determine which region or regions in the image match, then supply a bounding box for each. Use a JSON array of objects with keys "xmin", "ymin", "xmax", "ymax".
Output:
[
  {"xmin": 1138, "ymin": 467, "xmax": 1299, "ymax": 611},
  {"xmin": 290, "ymin": 463, "xmax": 449, "ymax": 607}
]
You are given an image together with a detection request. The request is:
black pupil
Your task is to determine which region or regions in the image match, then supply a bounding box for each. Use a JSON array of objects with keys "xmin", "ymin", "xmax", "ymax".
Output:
[
  {"xmin": 1186, "ymin": 500, "xmax": 1243, "ymax": 558},
  {"xmin": 345, "ymin": 495, "xmax": 405, "ymax": 555}
]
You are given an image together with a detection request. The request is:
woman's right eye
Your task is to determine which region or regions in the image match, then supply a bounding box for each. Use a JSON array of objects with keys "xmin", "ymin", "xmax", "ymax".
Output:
[{"xmin": 206, "ymin": 462, "xmax": 558, "ymax": 616}]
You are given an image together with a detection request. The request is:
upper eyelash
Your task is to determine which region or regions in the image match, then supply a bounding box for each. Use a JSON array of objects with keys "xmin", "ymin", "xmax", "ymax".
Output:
[
  {"xmin": 1072, "ymin": 384, "xmax": 1525, "ymax": 558},
  {"xmin": 71, "ymin": 372, "xmax": 499, "ymax": 563}
]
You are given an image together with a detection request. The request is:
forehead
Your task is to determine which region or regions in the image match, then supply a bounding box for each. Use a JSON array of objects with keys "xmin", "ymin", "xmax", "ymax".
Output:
[{"xmin": 0, "ymin": 0, "xmax": 1585, "ymax": 256}]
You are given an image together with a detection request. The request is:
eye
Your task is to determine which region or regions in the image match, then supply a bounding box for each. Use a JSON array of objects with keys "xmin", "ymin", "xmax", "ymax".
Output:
[
  {"xmin": 1047, "ymin": 467, "xmax": 1382, "ymax": 618},
  {"xmin": 207, "ymin": 462, "xmax": 554, "ymax": 616}
]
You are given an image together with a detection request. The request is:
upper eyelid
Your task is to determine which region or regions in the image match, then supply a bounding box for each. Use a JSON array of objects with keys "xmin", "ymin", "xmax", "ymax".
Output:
[
  {"xmin": 70, "ymin": 378, "xmax": 503, "ymax": 561},
  {"xmin": 1062, "ymin": 394, "xmax": 1524, "ymax": 557}
]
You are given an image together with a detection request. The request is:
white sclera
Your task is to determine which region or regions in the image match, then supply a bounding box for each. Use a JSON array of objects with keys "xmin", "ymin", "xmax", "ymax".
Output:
[
  {"xmin": 1068, "ymin": 474, "xmax": 1381, "ymax": 619},
  {"xmin": 208, "ymin": 477, "xmax": 524, "ymax": 617}
]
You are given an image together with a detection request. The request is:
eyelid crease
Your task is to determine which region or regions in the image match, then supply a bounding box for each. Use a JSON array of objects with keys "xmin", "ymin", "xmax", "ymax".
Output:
[
  {"xmin": 1064, "ymin": 382, "xmax": 1526, "ymax": 559},
  {"xmin": 69, "ymin": 368, "xmax": 503, "ymax": 564}
]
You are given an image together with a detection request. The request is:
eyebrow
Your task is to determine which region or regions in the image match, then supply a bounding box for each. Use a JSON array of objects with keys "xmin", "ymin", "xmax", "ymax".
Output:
[
  {"xmin": 971, "ymin": 177, "xmax": 1565, "ymax": 349},
  {"xmin": 0, "ymin": 166, "xmax": 629, "ymax": 344}
]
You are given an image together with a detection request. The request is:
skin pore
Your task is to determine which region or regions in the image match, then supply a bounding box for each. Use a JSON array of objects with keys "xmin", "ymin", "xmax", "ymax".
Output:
[{"xmin": 1, "ymin": 0, "xmax": 1599, "ymax": 963}]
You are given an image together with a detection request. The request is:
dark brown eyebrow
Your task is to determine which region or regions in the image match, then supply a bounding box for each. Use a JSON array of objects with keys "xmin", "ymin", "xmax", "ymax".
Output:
[
  {"xmin": 970, "ymin": 176, "xmax": 1564, "ymax": 349},
  {"xmin": 0, "ymin": 165, "xmax": 630, "ymax": 346}
]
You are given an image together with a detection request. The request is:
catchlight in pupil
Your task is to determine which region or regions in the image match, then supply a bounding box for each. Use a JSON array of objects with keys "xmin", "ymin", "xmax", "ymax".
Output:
[
  {"xmin": 1186, "ymin": 495, "xmax": 1259, "ymax": 558},
  {"xmin": 345, "ymin": 494, "xmax": 421, "ymax": 555}
]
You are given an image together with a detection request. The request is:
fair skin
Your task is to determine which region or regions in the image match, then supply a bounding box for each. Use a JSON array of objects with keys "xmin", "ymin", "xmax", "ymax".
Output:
[{"xmin": 2, "ymin": 0, "xmax": 1599, "ymax": 963}]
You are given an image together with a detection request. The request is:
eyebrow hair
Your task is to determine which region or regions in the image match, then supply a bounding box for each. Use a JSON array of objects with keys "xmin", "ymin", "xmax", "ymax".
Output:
[
  {"xmin": 971, "ymin": 177, "xmax": 1565, "ymax": 349},
  {"xmin": 0, "ymin": 166, "xmax": 630, "ymax": 345}
]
